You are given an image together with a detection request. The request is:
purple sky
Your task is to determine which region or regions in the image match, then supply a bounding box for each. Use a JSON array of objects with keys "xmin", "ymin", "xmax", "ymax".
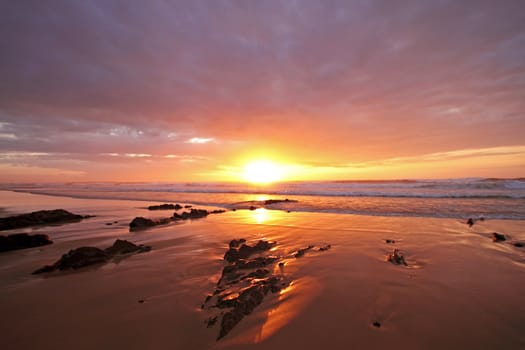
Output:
[{"xmin": 0, "ymin": 0, "xmax": 524, "ymax": 181}]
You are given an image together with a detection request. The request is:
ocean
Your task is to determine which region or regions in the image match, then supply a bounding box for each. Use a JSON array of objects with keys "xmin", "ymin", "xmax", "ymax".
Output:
[{"xmin": 3, "ymin": 178, "xmax": 525, "ymax": 220}]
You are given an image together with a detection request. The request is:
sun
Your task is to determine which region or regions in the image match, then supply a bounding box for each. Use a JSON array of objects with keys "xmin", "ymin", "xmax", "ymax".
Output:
[{"xmin": 242, "ymin": 160, "xmax": 284, "ymax": 184}]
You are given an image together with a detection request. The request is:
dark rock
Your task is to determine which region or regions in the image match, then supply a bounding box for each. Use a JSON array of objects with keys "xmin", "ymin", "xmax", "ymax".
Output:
[
  {"xmin": 386, "ymin": 249, "xmax": 407, "ymax": 266},
  {"xmin": 181, "ymin": 209, "xmax": 209, "ymax": 219},
  {"xmin": 385, "ymin": 239, "xmax": 395, "ymax": 244},
  {"xmin": 224, "ymin": 248, "xmax": 240, "ymax": 263},
  {"xmin": 129, "ymin": 217, "xmax": 171, "ymax": 231},
  {"xmin": 263, "ymin": 199, "xmax": 298, "ymax": 205},
  {"xmin": 206, "ymin": 316, "xmax": 218, "ymax": 328},
  {"xmin": 229, "ymin": 238, "xmax": 246, "ymax": 248},
  {"xmin": 238, "ymin": 240, "xmax": 276, "ymax": 259},
  {"xmin": 211, "ymin": 210, "xmax": 226, "ymax": 214},
  {"xmin": 492, "ymin": 232, "xmax": 506, "ymax": 242},
  {"xmin": 0, "ymin": 233, "xmax": 53, "ymax": 252},
  {"xmin": 319, "ymin": 244, "xmax": 331, "ymax": 251},
  {"xmin": 32, "ymin": 239, "xmax": 152, "ymax": 274},
  {"xmin": 294, "ymin": 245, "xmax": 314, "ymax": 258},
  {"xmin": 104, "ymin": 239, "xmax": 151, "ymax": 255},
  {"xmin": 105, "ymin": 223, "xmax": 112, "ymax": 226},
  {"xmin": 218, "ymin": 284, "xmax": 267, "ymax": 340},
  {"xmin": 241, "ymin": 269, "xmax": 270, "ymax": 280},
  {"xmin": 224, "ymin": 240, "xmax": 276, "ymax": 262},
  {"xmin": 138, "ymin": 299, "xmax": 145, "ymax": 304},
  {"xmin": 54, "ymin": 247, "xmax": 109, "ymax": 271},
  {"xmin": 218, "ymin": 310, "xmax": 244, "ymax": 340},
  {"xmin": 513, "ymin": 242, "xmax": 524, "ymax": 248},
  {"xmin": 184, "ymin": 205, "xmax": 192, "ymax": 208},
  {"xmin": 249, "ymin": 206, "xmax": 257, "ymax": 211},
  {"xmin": 231, "ymin": 208, "xmax": 237, "ymax": 212},
  {"xmin": 372, "ymin": 322, "xmax": 381, "ymax": 328},
  {"xmin": 0, "ymin": 209, "xmax": 88, "ymax": 231},
  {"xmin": 148, "ymin": 203, "xmax": 182, "ymax": 210},
  {"xmin": 467, "ymin": 217, "xmax": 485, "ymax": 227}
]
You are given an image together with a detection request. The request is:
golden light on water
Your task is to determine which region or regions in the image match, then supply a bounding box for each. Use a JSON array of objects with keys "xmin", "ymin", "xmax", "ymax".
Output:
[{"xmin": 252, "ymin": 208, "xmax": 269, "ymax": 224}]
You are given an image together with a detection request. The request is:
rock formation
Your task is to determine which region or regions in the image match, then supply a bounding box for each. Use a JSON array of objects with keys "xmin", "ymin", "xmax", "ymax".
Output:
[
  {"xmin": 32, "ymin": 239, "xmax": 151, "ymax": 274},
  {"xmin": 0, "ymin": 233, "xmax": 53, "ymax": 252},
  {"xmin": 0, "ymin": 209, "xmax": 91, "ymax": 231}
]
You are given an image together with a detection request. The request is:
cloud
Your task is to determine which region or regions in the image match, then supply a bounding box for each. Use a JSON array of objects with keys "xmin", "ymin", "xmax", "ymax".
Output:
[
  {"xmin": 0, "ymin": 1, "xmax": 524, "ymax": 180},
  {"xmin": 187, "ymin": 137, "xmax": 214, "ymax": 144}
]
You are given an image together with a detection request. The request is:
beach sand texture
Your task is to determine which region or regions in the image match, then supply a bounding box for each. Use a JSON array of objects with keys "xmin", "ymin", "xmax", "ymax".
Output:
[{"xmin": 1, "ymin": 190, "xmax": 524, "ymax": 349}]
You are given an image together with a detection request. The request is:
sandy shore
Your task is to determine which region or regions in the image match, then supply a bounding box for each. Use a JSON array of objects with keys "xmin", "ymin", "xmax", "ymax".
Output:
[{"xmin": 1, "ymin": 190, "xmax": 524, "ymax": 349}]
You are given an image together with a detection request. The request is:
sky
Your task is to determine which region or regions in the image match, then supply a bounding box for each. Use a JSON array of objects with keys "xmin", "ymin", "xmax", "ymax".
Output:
[{"xmin": 0, "ymin": 0, "xmax": 524, "ymax": 183}]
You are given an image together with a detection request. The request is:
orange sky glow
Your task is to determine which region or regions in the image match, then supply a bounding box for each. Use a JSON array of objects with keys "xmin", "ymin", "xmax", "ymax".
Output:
[{"xmin": 0, "ymin": 1, "xmax": 524, "ymax": 183}]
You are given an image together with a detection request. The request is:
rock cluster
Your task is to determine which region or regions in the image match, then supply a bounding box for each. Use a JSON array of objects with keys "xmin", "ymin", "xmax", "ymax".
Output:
[
  {"xmin": 263, "ymin": 199, "xmax": 297, "ymax": 205},
  {"xmin": 0, "ymin": 233, "xmax": 53, "ymax": 252},
  {"xmin": 129, "ymin": 208, "xmax": 226, "ymax": 231},
  {"xmin": 129, "ymin": 217, "xmax": 171, "ymax": 231},
  {"xmin": 202, "ymin": 239, "xmax": 332, "ymax": 340},
  {"xmin": 32, "ymin": 239, "xmax": 151, "ymax": 274},
  {"xmin": 0, "ymin": 209, "xmax": 91, "ymax": 231},
  {"xmin": 147, "ymin": 203, "xmax": 182, "ymax": 210}
]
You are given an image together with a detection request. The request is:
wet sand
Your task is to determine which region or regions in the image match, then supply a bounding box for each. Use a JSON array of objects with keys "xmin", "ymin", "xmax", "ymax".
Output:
[{"xmin": 1, "ymin": 190, "xmax": 524, "ymax": 349}]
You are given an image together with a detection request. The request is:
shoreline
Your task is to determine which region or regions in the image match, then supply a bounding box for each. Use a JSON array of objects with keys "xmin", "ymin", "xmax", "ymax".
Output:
[{"xmin": 2, "ymin": 188, "xmax": 524, "ymax": 221}]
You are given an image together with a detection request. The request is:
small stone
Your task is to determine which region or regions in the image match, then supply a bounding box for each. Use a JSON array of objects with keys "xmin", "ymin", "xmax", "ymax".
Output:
[
  {"xmin": 492, "ymin": 232, "xmax": 506, "ymax": 242},
  {"xmin": 513, "ymin": 242, "xmax": 523, "ymax": 248},
  {"xmin": 138, "ymin": 299, "xmax": 145, "ymax": 304},
  {"xmin": 386, "ymin": 249, "xmax": 407, "ymax": 266},
  {"xmin": 372, "ymin": 321, "xmax": 381, "ymax": 328}
]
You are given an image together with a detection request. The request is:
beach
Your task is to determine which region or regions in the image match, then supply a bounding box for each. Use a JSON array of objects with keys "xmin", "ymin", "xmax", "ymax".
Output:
[{"xmin": 1, "ymin": 189, "xmax": 524, "ymax": 349}]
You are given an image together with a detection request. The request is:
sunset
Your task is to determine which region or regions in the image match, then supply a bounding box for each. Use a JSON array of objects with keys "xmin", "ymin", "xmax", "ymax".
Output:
[{"xmin": 1, "ymin": 1, "xmax": 524, "ymax": 349}]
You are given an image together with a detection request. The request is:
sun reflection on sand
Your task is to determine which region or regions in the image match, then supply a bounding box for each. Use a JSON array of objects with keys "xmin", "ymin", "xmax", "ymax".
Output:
[
  {"xmin": 251, "ymin": 208, "xmax": 270, "ymax": 224},
  {"xmin": 255, "ymin": 276, "xmax": 321, "ymax": 343}
]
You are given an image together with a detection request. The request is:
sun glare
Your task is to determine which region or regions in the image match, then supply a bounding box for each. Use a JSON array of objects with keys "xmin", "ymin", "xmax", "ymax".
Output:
[{"xmin": 242, "ymin": 160, "xmax": 284, "ymax": 184}]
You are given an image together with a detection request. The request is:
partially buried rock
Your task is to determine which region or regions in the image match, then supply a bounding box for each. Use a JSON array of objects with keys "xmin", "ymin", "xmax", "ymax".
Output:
[
  {"xmin": 513, "ymin": 242, "xmax": 524, "ymax": 248},
  {"xmin": 0, "ymin": 209, "xmax": 90, "ymax": 231},
  {"xmin": 32, "ymin": 239, "xmax": 151, "ymax": 274},
  {"xmin": 294, "ymin": 245, "xmax": 314, "ymax": 258},
  {"xmin": 386, "ymin": 249, "xmax": 407, "ymax": 266},
  {"xmin": 0, "ymin": 233, "xmax": 53, "ymax": 252},
  {"xmin": 104, "ymin": 239, "xmax": 151, "ymax": 255},
  {"xmin": 492, "ymin": 232, "xmax": 506, "ymax": 242},
  {"xmin": 223, "ymin": 239, "xmax": 276, "ymax": 263},
  {"xmin": 129, "ymin": 217, "xmax": 171, "ymax": 231},
  {"xmin": 34, "ymin": 246, "xmax": 108, "ymax": 274},
  {"xmin": 263, "ymin": 199, "xmax": 298, "ymax": 205},
  {"xmin": 148, "ymin": 203, "xmax": 182, "ymax": 210},
  {"xmin": 180, "ymin": 209, "xmax": 209, "ymax": 220}
]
